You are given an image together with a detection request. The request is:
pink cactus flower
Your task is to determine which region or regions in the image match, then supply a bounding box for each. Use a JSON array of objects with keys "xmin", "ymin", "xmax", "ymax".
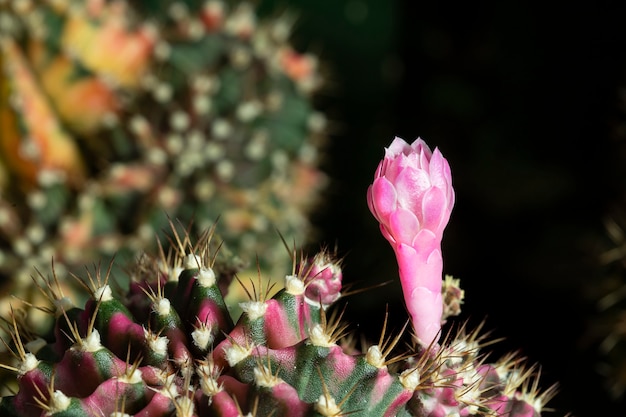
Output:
[{"xmin": 367, "ymin": 136, "xmax": 454, "ymax": 347}]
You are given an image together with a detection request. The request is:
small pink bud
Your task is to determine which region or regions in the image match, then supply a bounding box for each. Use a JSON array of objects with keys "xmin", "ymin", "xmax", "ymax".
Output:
[
  {"xmin": 298, "ymin": 252, "xmax": 342, "ymax": 306},
  {"xmin": 367, "ymin": 136, "xmax": 454, "ymax": 347}
]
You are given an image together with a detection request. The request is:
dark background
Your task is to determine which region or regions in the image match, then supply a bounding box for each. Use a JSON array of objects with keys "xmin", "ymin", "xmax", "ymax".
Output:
[{"xmin": 260, "ymin": 1, "xmax": 626, "ymax": 416}]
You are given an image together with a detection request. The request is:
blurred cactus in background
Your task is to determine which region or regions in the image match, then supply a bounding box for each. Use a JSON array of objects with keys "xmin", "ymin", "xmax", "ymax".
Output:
[
  {"xmin": 0, "ymin": 0, "xmax": 328, "ymax": 326},
  {"xmin": 584, "ymin": 77, "xmax": 626, "ymax": 404},
  {"xmin": 591, "ymin": 212, "xmax": 626, "ymax": 400}
]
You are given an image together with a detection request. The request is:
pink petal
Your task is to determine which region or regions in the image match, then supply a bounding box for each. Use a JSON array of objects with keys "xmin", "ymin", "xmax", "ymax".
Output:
[
  {"xmin": 385, "ymin": 154, "xmax": 409, "ymax": 182},
  {"xmin": 425, "ymin": 248, "xmax": 443, "ymax": 287},
  {"xmin": 421, "ymin": 186, "xmax": 446, "ymax": 233},
  {"xmin": 395, "ymin": 243, "xmax": 419, "ymax": 286},
  {"xmin": 408, "ymin": 287, "xmax": 443, "ymax": 346},
  {"xmin": 389, "ymin": 208, "xmax": 420, "ymax": 245},
  {"xmin": 395, "ymin": 240, "xmax": 442, "ymax": 291},
  {"xmin": 394, "ymin": 167, "xmax": 430, "ymax": 215},
  {"xmin": 386, "ymin": 136, "xmax": 411, "ymax": 157},
  {"xmin": 368, "ymin": 177, "xmax": 397, "ymax": 221},
  {"xmin": 448, "ymin": 188, "xmax": 455, "ymax": 212},
  {"xmin": 428, "ymin": 148, "xmax": 448, "ymax": 189},
  {"xmin": 439, "ymin": 149, "xmax": 454, "ymax": 186},
  {"xmin": 411, "ymin": 137, "xmax": 432, "ymax": 158},
  {"xmin": 411, "ymin": 228, "xmax": 438, "ymax": 253}
]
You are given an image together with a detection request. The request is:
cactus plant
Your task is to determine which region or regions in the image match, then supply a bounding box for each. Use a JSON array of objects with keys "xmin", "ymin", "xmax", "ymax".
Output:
[
  {"xmin": 0, "ymin": 136, "xmax": 559, "ymax": 416},
  {"xmin": 0, "ymin": 0, "xmax": 328, "ymax": 326}
]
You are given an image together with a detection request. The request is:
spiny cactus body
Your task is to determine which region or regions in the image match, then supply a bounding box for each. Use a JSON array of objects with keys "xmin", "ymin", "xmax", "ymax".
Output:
[
  {"xmin": 0, "ymin": 218, "xmax": 557, "ymax": 417},
  {"xmin": 0, "ymin": 0, "xmax": 327, "ymax": 317}
]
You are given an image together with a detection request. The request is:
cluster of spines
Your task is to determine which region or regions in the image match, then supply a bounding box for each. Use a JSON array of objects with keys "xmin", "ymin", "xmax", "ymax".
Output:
[{"xmin": 0, "ymin": 225, "xmax": 558, "ymax": 416}]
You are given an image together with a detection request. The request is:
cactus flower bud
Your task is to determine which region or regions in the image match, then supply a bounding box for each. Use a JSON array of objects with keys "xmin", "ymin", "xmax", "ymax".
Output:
[
  {"xmin": 367, "ymin": 136, "xmax": 454, "ymax": 347},
  {"xmin": 299, "ymin": 252, "xmax": 342, "ymax": 306}
]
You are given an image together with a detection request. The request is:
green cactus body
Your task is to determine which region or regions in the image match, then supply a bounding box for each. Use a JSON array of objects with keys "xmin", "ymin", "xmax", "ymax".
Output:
[{"xmin": 0, "ymin": 228, "xmax": 557, "ymax": 416}]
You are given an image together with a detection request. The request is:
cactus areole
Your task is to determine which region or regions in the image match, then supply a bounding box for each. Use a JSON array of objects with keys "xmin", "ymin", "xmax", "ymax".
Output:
[{"xmin": 0, "ymin": 138, "xmax": 557, "ymax": 416}]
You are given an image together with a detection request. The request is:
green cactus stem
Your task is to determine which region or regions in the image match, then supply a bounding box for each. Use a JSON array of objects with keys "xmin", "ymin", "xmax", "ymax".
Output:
[{"xmin": 0, "ymin": 224, "xmax": 558, "ymax": 416}]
